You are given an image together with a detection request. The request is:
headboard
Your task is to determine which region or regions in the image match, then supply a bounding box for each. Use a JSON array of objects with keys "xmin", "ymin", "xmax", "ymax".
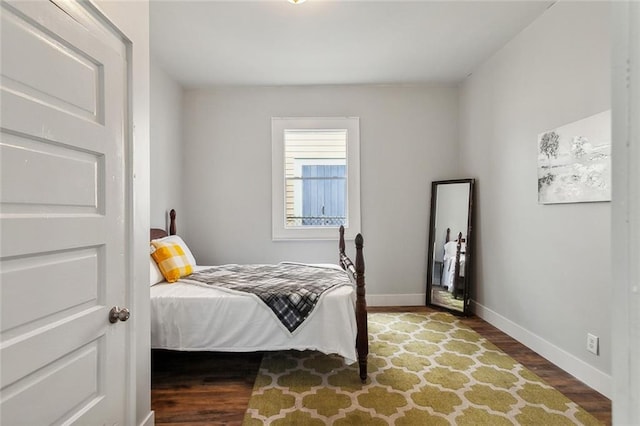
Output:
[{"xmin": 150, "ymin": 209, "xmax": 176, "ymax": 240}]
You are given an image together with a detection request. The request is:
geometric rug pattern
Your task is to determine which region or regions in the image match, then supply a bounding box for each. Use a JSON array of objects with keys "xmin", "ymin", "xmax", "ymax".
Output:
[{"xmin": 243, "ymin": 312, "xmax": 601, "ymax": 425}]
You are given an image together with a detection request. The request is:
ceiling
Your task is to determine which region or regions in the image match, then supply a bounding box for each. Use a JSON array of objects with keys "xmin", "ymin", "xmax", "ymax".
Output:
[{"xmin": 150, "ymin": 1, "xmax": 553, "ymax": 88}]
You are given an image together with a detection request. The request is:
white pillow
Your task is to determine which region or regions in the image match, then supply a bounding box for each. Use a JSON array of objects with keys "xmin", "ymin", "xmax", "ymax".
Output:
[
  {"xmin": 150, "ymin": 257, "xmax": 165, "ymax": 286},
  {"xmin": 151, "ymin": 235, "xmax": 197, "ymax": 266}
]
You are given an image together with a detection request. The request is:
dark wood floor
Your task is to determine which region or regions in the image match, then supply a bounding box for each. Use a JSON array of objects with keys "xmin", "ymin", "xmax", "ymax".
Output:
[{"xmin": 151, "ymin": 306, "xmax": 611, "ymax": 425}]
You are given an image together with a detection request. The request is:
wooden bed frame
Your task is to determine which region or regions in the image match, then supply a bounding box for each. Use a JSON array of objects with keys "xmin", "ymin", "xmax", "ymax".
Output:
[
  {"xmin": 151, "ymin": 209, "xmax": 369, "ymax": 382},
  {"xmin": 445, "ymin": 228, "xmax": 465, "ymax": 300}
]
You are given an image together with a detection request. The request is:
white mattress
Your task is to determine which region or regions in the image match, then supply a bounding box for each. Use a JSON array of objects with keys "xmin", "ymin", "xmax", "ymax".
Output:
[{"xmin": 150, "ymin": 264, "xmax": 358, "ymax": 364}]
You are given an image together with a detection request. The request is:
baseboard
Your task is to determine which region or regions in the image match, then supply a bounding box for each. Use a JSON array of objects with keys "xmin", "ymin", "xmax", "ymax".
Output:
[
  {"xmin": 140, "ymin": 410, "xmax": 154, "ymax": 426},
  {"xmin": 367, "ymin": 293, "xmax": 425, "ymax": 307},
  {"xmin": 471, "ymin": 301, "xmax": 612, "ymax": 398}
]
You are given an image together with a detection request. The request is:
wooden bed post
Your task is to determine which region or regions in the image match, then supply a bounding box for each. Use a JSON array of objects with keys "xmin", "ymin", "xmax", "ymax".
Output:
[
  {"xmin": 338, "ymin": 226, "xmax": 368, "ymax": 383},
  {"xmin": 169, "ymin": 209, "xmax": 176, "ymax": 236},
  {"xmin": 453, "ymin": 232, "xmax": 463, "ymax": 299},
  {"xmin": 354, "ymin": 233, "xmax": 368, "ymax": 383}
]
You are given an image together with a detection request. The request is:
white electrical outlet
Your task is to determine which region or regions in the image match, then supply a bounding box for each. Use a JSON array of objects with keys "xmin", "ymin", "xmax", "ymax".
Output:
[{"xmin": 587, "ymin": 333, "xmax": 599, "ymax": 355}]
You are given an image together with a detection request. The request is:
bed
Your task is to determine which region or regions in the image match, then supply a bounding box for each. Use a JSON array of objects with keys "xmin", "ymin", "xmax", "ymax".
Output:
[
  {"xmin": 149, "ymin": 210, "xmax": 368, "ymax": 382},
  {"xmin": 441, "ymin": 228, "xmax": 465, "ymax": 298}
]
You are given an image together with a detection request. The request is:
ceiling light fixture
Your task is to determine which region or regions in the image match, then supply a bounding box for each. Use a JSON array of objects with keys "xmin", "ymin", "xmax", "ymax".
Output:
[{"xmin": 288, "ymin": 0, "xmax": 306, "ymax": 4}]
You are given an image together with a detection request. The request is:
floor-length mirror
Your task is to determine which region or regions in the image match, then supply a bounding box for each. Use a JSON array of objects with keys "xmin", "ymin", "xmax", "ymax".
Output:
[{"xmin": 426, "ymin": 179, "xmax": 475, "ymax": 314}]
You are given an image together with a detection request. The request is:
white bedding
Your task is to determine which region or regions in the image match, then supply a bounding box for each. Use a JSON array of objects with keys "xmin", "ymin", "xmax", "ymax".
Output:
[
  {"xmin": 442, "ymin": 255, "xmax": 465, "ymax": 292},
  {"xmin": 150, "ymin": 264, "xmax": 358, "ymax": 364},
  {"xmin": 442, "ymin": 240, "xmax": 466, "ymax": 293}
]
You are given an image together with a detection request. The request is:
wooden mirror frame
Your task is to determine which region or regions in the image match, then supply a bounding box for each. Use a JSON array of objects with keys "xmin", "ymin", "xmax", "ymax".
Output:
[{"xmin": 425, "ymin": 178, "xmax": 475, "ymax": 315}]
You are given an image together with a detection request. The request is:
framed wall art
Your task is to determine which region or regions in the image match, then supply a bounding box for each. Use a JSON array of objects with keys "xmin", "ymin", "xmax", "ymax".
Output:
[{"xmin": 537, "ymin": 110, "xmax": 611, "ymax": 204}]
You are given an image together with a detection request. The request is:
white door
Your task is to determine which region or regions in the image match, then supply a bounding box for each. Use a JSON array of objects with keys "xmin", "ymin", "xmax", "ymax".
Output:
[{"xmin": 0, "ymin": 0, "xmax": 130, "ymax": 424}]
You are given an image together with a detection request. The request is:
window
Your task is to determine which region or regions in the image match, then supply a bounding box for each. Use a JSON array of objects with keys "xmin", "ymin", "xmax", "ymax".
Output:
[
  {"xmin": 272, "ymin": 117, "xmax": 360, "ymax": 240},
  {"xmin": 287, "ymin": 132, "xmax": 346, "ymax": 227}
]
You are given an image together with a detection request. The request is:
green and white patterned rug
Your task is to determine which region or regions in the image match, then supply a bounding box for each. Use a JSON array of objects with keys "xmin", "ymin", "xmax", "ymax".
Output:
[{"xmin": 243, "ymin": 312, "xmax": 601, "ymax": 425}]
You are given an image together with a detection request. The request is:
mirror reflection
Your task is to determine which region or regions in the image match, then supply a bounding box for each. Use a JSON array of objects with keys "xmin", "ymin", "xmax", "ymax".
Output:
[{"xmin": 426, "ymin": 179, "xmax": 475, "ymax": 314}]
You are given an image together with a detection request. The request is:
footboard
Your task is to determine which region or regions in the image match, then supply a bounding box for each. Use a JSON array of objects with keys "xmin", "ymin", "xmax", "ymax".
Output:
[{"xmin": 339, "ymin": 226, "xmax": 368, "ymax": 383}]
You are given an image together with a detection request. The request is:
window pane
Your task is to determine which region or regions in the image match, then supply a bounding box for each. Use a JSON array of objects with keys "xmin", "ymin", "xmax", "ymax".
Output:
[{"xmin": 284, "ymin": 130, "xmax": 347, "ymax": 227}]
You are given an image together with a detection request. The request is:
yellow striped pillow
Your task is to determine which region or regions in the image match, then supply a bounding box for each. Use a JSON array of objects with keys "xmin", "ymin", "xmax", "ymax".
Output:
[{"xmin": 150, "ymin": 241, "xmax": 194, "ymax": 283}]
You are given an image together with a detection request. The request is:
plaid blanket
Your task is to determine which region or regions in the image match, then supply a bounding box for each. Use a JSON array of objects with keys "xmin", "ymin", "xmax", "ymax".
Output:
[{"xmin": 184, "ymin": 263, "xmax": 352, "ymax": 333}]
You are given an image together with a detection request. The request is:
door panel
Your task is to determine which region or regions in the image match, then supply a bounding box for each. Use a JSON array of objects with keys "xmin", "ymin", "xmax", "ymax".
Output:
[
  {"xmin": 1, "ymin": 340, "xmax": 103, "ymax": 425},
  {"xmin": 1, "ymin": 131, "xmax": 102, "ymax": 210},
  {"xmin": 1, "ymin": 4, "xmax": 103, "ymax": 120},
  {"xmin": 0, "ymin": 1, "xmax": 128, "ymax": 424},
  {"xmin": 1, "ymin": 248, "xmax": 99, "ymax": 333}
]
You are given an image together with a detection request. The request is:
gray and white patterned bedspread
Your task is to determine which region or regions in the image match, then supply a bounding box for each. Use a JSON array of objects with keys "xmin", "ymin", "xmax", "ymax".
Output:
[{"xmin": 184, "ymin": 263, "xmax": 352, "ymax": 333}]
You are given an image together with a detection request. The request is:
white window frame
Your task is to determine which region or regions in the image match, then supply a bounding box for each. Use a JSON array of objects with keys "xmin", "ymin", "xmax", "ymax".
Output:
[{"xmin": 272, "ymin": 117, "xmax": 361, "ymax": 241}]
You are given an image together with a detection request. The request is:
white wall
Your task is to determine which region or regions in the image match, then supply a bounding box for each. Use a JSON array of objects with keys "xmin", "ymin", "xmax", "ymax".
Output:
[
  {"xmin": 182, "ymin": 85, "xmax": 459, "ymax": 304},
  {"xmin": 150, "ymin": 58, "xmax": 184, "ymax": 233},
  {"xmin": 92, "ymin": 1, "xmax": 152, "ymax": 425},
  {"xmin": 459, "ymin": 2, "xmax": 611, "ymax": 396}
]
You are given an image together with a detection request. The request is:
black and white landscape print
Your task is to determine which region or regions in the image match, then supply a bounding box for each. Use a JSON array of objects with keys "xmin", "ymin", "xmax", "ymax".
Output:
[{"xmin": 537, "ymin": 110, "xmax": 611, "ymax": 204}]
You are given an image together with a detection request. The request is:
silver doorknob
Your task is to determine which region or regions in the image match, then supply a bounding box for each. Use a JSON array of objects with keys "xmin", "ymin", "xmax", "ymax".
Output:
[{"xmin": 109, "ymin": 306, "xmax": 130, "ymax": 323}]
